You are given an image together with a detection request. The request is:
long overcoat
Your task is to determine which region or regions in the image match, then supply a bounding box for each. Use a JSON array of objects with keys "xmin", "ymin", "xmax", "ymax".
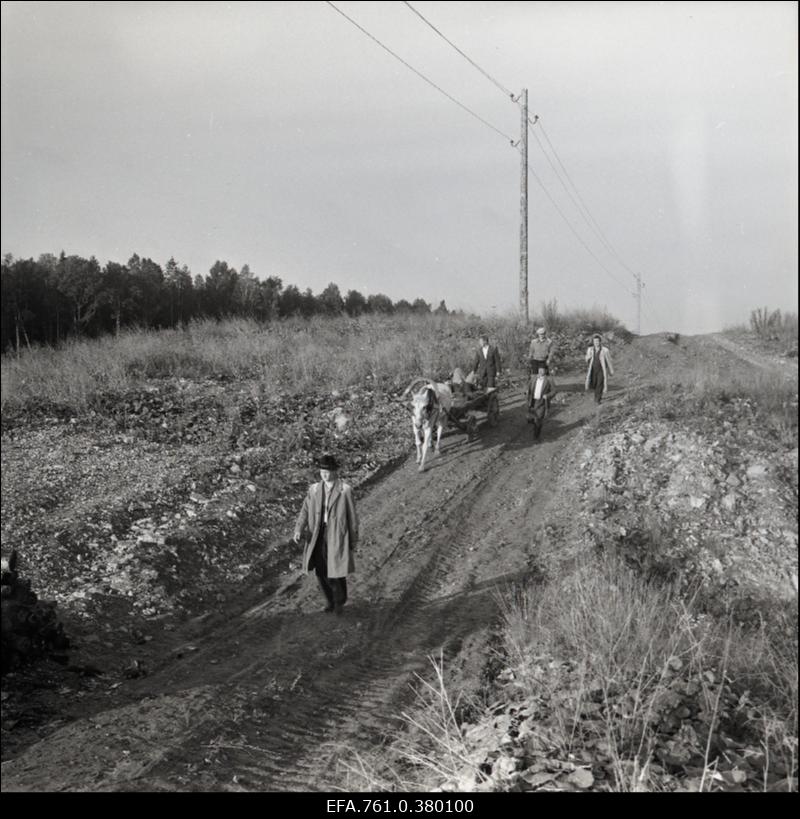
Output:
[
  {"xmin": 293, "ymin": 479, "xmax": 359, "ymax": 578},
  {"xmin": 584, "ymin": 345, "xmax": 614, "ymax": 391}
]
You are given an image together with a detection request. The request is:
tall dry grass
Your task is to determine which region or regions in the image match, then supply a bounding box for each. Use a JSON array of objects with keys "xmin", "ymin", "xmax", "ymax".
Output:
[
  {"xmin": 498, "ymin": 553, "xmax": 797, "ymax": 791},
  {"xmin": 352, "ymin": 555, "xmax": 796, "ymax": 791},
  {"xmin": 343, "ymin": 557, "xmax": 796, "ymax": 791},
  {"xmin": 538, "ymin": 299, "xmax": 624, "ymax": 335},
  {"xmin": 639, "ymin": 359, "xmax": 799, "ymax": 444},
  {"xmin": 725, "ymin": 308, "xmax": 798, "ymax": 348},
  {"xmin": 0, "ymin": 315, "xmax": 477, "ymax": 410},
  {"xmin": 339, "ymin": 654, "xmax": 489, "ymax": 792},
  {"xmin": 750, "ymin": 308, "xmax": 798, "ymax": 344},
  {"xmin": 1, "ymin": 310, "xmax": 623, "ymax": 412}
]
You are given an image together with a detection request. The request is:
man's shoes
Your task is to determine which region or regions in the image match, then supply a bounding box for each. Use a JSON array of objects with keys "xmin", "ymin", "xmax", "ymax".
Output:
[
  {"xmin": 334, "ymin": 604, "xmax": 344, "ymax": 616},
  {"xmin": 323, "ymin": 603, "xmax": 335, "ymax": 613}
]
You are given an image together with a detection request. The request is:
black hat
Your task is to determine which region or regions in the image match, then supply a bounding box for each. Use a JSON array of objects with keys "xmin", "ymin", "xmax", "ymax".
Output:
[{"xmin": 317, "ymin": 453, "xmax": 339, "ymax": 470}]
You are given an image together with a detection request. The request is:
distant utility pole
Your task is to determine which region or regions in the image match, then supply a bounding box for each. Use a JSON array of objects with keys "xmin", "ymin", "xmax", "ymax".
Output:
[
  {"xmin": 633, "ymin": 273, "xmax": 643, "ymax": 335},
  {"xmin": 519, "ymin": 88, "xmax": 528, "ymax": 324}
]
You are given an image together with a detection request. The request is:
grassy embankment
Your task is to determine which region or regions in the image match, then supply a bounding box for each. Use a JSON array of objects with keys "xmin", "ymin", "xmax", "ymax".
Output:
[
  {"xmin": 349, "ymin": 321, "xmax": 798, "ymax": 792},
  {"xmin": 0, "ymin": 306, "xmax": 623, "ymax": 629},
  {"xmin": 725, "ymin": 308, "xmax": 798, "ymax": 352},
  {"xmin": 3, "ymin": 307, "xmax": 793, "ymax": 790},
  {"xmin": 500, "ymin": 356, "xmax": 798, "ymax": 790},
  {"xmin": 0, "ymin": 306, "xmax": 622, "ymax": 413}
]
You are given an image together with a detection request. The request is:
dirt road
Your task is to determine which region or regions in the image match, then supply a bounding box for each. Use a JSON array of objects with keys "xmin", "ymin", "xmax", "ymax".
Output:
[
  {"xmin": 2, "ymin": 367, "xmax": 604, "ymax": 791},
  {"xmin": 707, "ymin": 332, "xmax": 798, "ymax": 376},
  {"xmin": 5, "ymin": 332, "xmax": 794, "ymax": 792}
]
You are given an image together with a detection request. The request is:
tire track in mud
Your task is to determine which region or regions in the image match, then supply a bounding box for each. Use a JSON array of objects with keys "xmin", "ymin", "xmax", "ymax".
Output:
[
  {"xmin": 133, "ymin": 384, "xmax": 596, "ymax": 792},
  {"xmin": 2, "ymin": 380, "xmax": 597, "ymax": 792}
]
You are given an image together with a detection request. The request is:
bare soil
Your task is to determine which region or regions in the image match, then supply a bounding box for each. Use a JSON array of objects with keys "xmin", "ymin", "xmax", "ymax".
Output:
[{"xmin": 1, "ymin": 332, "xmax": 796, "ymax": 792}]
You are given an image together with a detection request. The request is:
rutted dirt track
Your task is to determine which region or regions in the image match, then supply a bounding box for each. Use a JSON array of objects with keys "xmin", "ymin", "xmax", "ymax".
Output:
[
  {"xmin": 2, "ymin": 371, "xmax": 596, "ymax": 792},
  {"xmin": 3, "ymin": 333, "xmax": 795, "ymax": 792}
]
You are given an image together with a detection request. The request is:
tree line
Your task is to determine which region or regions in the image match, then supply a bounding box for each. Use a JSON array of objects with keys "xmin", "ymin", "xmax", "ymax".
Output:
[{"xmin": 1, "ymin": 252, "xmax": 453, "ymax": 353}]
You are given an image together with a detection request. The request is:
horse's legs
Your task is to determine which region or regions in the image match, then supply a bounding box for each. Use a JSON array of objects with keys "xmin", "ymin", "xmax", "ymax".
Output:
[{"xmin": 419, "ymin": 426, "xmax": 431, "ymax": 472}]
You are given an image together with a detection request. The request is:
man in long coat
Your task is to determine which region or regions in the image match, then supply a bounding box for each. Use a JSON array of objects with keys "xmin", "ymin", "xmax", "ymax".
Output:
[
  {"xmin": 584, "ymin": 333, "xmax": 614, "ymax": 403},
  {"xmin": 293, "ymin": 453, "xmax": 359, "ymax": 615}
]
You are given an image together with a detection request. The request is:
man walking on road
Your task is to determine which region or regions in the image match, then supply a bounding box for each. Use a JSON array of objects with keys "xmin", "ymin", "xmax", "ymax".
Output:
[
  {"xmin": 293, "ymin": 453, "xmax": 359, "ymax": 615},
  {"xmin": 528, "ymin": 326, "xmax": 555, "ymax": 374},
  {"xmin": 585, "ymin": 333, "xmax": 614, "ymax": 404},
  {"xmin": 527, "ymin": 366, "xmax": 556, "ymax": 440}
]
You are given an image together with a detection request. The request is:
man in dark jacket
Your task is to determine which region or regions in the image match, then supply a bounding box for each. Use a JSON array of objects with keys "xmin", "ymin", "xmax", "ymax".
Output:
[
  {"xmin": 527, "ymin": 366, "xmax": 556, "ymax": 440},
  {"xmin": 470, "ymin": 334, "xmax": 502, "ymax": 389}
]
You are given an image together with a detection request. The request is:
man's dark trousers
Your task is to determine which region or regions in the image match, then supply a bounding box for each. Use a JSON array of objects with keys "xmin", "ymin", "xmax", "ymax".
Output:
[
  {"xmin": 312, "ymin": 524, "xmax": 347, "ymax": 611},
  {"xmin": 592, "ymin": 367, "xmax": 605, "ymax": 403}
]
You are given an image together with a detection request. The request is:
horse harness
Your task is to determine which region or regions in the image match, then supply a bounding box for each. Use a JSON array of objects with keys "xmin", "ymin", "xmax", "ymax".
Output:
[{"xmin": 414, "ymin": 387, "xmax": 441, "ymax": 432}]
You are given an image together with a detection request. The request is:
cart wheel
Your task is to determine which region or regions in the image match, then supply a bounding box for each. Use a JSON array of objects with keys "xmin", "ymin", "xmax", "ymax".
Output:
[
  {"xmin": 487, "ymin": 393, "xmax": 500, "ymax": 427},
  {"xmin": 466, "ymin": 414, "xmax": 478, "ymax": 439}
]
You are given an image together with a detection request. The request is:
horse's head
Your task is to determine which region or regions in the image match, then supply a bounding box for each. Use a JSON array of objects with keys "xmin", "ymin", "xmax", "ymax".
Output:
[{"xmin": 412, "ymin": 386, "xmax": 436, "ymax": 429}]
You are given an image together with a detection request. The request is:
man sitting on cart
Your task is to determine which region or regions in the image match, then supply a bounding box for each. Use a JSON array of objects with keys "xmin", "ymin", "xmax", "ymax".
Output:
[
  {"xmin": 469, "ymin": 333, "xmax": 502, "ymax": 390},
  {"xmin": 527, "ymin": 366, "xmax": 556, "ymax": 440},
  {"xmin": 450, "ymin": 367, "xmax": 477, "ymax": 396}
]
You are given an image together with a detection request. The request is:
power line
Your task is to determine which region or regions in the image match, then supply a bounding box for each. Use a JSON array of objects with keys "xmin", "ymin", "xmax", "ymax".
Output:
[
  {"xmin": 326, "ymin": 1, "xmax": 515, "ymax": 144},
  {"xmin": 529, "ymin": 116, "xmax": 673, "ymax": 330},
  {"xmin": 402, "ymin": 1, "xmax": 515, "ymax": 100},
  {"xmin": 534, "ymin": 117, "xmax": 642, "ymax": 280},
  {"xmin": 535, "ymin": 118, "xmax": 621, "ymax": 260},
  {"xmin": 327, "ymin": 2, "xmax": 660, "ymax": 326},
  {"xmin": 527, "ymin": 115, "xmax": 626, "ymax": 268},
  {"xmin": 526, "ymin": 122, "xmax": 630, "ymax": 295}
]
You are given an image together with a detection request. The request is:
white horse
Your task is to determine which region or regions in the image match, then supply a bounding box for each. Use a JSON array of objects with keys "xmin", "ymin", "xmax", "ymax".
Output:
[{"xmin": 404, "ymin": 378, "xmax": 453, "ymax": 472}]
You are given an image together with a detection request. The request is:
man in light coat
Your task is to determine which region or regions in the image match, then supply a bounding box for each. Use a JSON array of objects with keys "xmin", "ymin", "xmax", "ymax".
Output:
[
  {"xmin": 293, "ymin": 453, "xmax": 359, "ymax": 615},
  {"xmin": 584, "ymin": 333, "xmax": 614, "ymax": 404}
]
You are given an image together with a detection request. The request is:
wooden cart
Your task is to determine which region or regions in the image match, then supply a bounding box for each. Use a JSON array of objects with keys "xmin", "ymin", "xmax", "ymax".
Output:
[{"xmin": 446, "ymin": 386, "xmax": 500, "ymax": 439}]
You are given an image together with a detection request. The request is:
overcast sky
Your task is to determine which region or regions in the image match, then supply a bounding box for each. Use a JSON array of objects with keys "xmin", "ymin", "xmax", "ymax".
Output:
[{"xmin": 1, "ymin": 1, "xmax": 797, "ymax": 334}]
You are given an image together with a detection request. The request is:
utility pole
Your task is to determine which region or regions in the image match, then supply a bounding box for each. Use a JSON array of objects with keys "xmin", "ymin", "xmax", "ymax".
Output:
[
  {"xmin": 633, "ymin": 273, "xmax": 643, "ymax": 335},
  {"xmin": 519, "ymin": 88, "xmax": 528, "ymax": 323}
]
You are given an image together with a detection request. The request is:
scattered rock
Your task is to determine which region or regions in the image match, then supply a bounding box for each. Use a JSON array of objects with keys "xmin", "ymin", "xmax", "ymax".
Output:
[
  {"xmin": 122, "ymin": 659, "xmax": 147, "ymax": 679},
  {"xmin": 566, "ymin": 768, "xmax": 594, "ymax": 789},
  {"xmin": 521, "ymin": 770, "xmax": 555, "ymax": 789},
  {"xmin": 745, "ymin": 464, "xmax": 768, "ymax": 479}
]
